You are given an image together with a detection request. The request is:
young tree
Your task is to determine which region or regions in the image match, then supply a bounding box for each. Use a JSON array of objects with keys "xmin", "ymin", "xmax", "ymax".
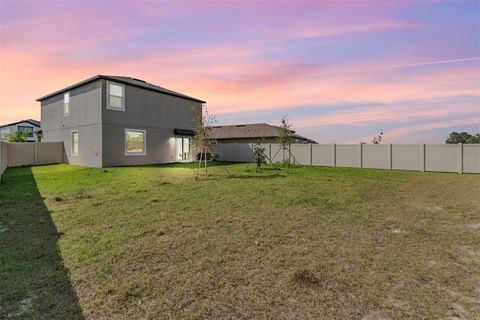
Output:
[
  {"xmin": 192, "ymin": 107, "xmax": 216, "ymax": 176},
  {"xmin": 277, "ymin": 115, "xmax": 294, "ymax": 163},
  {"xmin": 252, "ymin": 142, "xmax": 267, "ymax": 173},
  {"xmin": 372, "ymin": 130, "xmax": 384, "ymax": 144},
  {"xmin": 7, "ymin": 131, "xmax": 29, "ymax": 142}
]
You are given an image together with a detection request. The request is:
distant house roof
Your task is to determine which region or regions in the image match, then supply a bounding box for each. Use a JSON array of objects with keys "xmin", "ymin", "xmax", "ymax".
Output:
[
  {"xmin": 0, "ymin": 119, "xmax": 40, "ymax": 129},
  {"xmin": 36, "ymin": 75, "xmax": 206, "ymax": 103},
  {"xmin": 208, "ymin": 123, "xmax": 317, "ymax": 143}
]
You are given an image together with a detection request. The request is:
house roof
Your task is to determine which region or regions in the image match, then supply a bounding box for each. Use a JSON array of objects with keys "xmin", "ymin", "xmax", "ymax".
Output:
[
  {"xmin": 36, "ymin": 75, "xmax": 206, "ymax": 103},
  {"xmin": 0, "ymin": 119, "xmax": 40, "ymax": 129},
  {"xmin": 208, "ymin": 123, "xmax": 317, "ymax": 143}
]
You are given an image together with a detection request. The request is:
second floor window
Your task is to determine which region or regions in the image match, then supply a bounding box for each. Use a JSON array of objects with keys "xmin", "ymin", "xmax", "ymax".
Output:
[
  {"xmin": 108, "ymin": 82, "xmax": 125, "ymax": 111},
  {"xmin": 64, "ymin": 92, "xmax": 70, "ymax": 115},
  {"xmin": 18, "ymin": 126, "xmax": 34, "ymax": 137}
]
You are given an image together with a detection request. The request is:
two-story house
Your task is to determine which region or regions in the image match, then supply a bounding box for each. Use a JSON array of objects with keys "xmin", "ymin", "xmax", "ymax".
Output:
[
  {"xmin": 37, "ymin": 75, "xmax": 205, "ymax": 167},
  {"xmin": 0, "ymin": 119, "xmax": 41, "ymax": 142}
]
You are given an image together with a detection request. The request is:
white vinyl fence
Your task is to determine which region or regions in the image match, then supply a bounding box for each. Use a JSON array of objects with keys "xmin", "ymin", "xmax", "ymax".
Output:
[
  {"xmin": 0, "ymin": 141, "xmax": 64, "ymax": 180},
  {"xmin": 212, "ymin": 143, "xmax": 480, "ymax": 174}
]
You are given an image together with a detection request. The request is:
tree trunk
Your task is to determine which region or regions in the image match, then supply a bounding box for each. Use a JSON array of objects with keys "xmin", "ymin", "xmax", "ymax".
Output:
[
  {"xmin": 204, "ymin": 148, "xmax": 208, "ymax": 176},
  {"xmin": 197, "ymin": 150, "xmax": 203, "ymax": 177}
]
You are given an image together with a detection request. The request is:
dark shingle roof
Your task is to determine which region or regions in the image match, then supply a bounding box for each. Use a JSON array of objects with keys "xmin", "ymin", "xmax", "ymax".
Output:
[
  {"xmin": 208, "ymin": 123, "xmax": 317, "ymax": 143},
  {"xmin": 0, "ymin": 119, "xmax": 40, "ymax": 129},
  {"xmin": 36, "ymin": 75, "xmax": 206, "ymax": 103}
]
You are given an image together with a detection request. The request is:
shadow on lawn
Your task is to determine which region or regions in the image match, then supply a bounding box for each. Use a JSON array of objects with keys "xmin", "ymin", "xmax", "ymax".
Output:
[{"xmin": 0, "ymin": 167, "xmax": 84, "ymax": 319}]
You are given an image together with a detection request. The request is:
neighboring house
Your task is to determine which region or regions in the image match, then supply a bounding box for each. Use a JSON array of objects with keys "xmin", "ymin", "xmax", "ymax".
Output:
[
  {"xmin": 209, "ymin": 123, "xmax": 317, "ymax": 144},
  {"xmin": 37, "ymin": 75, "xmax": 205, "ymax": 167},
  {"xmin": 0, "ymin": 119, "xmax": 41, "ymax": 142}
]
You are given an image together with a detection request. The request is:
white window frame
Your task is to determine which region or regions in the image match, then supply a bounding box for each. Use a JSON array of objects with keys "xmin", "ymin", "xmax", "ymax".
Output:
[
  {"xmin": 125, "ymin": 128, "xmax": 146, "ymax": 156},
  {"xmin": 71, "ymin": 130, "xmax": 79, "ymax": 156},
  {"xmin": 64, "ymin": 92, "xmax": 70, "ymax": 115},
  {"xmin": 107, "ymin": 81, "xmax": 125, "ymax": 111}
]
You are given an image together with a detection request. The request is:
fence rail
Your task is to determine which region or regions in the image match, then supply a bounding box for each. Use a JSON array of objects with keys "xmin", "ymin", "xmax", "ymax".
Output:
[
  {"xmin": 0, "ymin": 141, "xmax": 64, "ymax": 179},
  {"xmin": 212, "ymin": 143, "xmax": 480, "ymax": 174}
]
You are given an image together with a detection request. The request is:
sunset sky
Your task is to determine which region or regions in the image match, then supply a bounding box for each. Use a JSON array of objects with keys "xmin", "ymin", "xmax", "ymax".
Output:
[{"xmin": 0, "ymin": 0, "xmax": 479, "ymax": 143}]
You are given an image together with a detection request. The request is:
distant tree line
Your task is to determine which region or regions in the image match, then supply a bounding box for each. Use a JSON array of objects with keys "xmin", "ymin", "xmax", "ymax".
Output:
[{"xmin": 445, "ymin": 132, "xmax": 480, "ymax": 144}]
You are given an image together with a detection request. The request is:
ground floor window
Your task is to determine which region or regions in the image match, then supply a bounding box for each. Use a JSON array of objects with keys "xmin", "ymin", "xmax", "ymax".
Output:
[
  {"xmin": 125, "ymin": 129, "xmax": 146, "ymax": 155},
  {"xmin": 71, "ymin": 131, "xmax": 79, "ymax": 155},
  {"xmin": 176, "ymin": 137, "xmax": 191, "ymax": 161}
]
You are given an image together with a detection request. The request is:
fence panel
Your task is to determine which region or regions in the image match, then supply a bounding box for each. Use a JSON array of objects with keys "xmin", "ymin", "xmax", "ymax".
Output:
[
  {"xmin": 8, "ymin": 143, "xmax": 35, "ymax": 167},
  {"xmin": 362, "ymin": 144, "xmax": 390, "ymax": 169},
  {"xmin": 0, "ymin": 142, "xmax": 64, "ymax": 178},
  {"xmin": 260, "ymin": 144, "xmax": 271, "ymax": 161},
  {"xmin": 290, "ymin": 144, "xmax": 311, "ymax": 165},
  {"xmin": 312, "ymin": 144, "xmax": 335, "ymax": 166},
  {"xmin": 214, "ymin": 143, "xmax": 253, "ymax": 162},
  {"xmin": 392, "ymin": 144, "xmax": 423, "ymax": 171},
  {"xmin": 336, "ymin": 144, "xmax": 360, "ymax": 168},
  {"xmin": 213, "ymin": 142, "xmax": 478, "ymax": 174},
  {"xmin": 271, "ymin": 144, "xmax": 287, "ymax": 163},
  {"xmin": 425, "ymin": 144, "xmax": 458, "ymax": 173},
  {"xmin": 35, "ymin": 142, "xmax": 64, "ymax": 165},
  {"xmin": 463, "ymin": 144, "xmax": 480, "ymax": 174},
  {"xmin": 0, "ymin": 141, "xmax": 8, "ymax": 178}
]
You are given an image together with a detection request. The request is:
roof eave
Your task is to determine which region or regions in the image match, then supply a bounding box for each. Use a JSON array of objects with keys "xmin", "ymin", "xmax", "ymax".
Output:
[
  {"xmin": 100, "ymin": 75, "xmax": 206, "ymax": 103},
  {"xmin": 36, "ymin": 75, "xmax": 102, "ymax": 102},
  {"xmin": 0, "ymin": 119, "xmax": 41, "ymax": 129},
  {"xmin": 36, "ymin": 75, "xmax": 206, "ymax": 104}
]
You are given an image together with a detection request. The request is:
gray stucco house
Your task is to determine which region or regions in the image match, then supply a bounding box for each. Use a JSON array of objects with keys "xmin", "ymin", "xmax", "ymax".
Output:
[
  {"xmin": 0, "ymin": 119, "xmax": 41, "ymax": 142},
  {"xmin": 37, "ymin": 75, "xmax": 204, "ymax": 167}
]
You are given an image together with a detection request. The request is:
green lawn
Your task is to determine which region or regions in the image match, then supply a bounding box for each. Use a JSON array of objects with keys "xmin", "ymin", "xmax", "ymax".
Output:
[{"xmin": 1, "ymin": 163, "xmax": 479, "ymax": 319}]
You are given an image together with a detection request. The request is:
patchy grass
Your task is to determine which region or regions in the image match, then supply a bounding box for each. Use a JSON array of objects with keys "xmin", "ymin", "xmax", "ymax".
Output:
[{"xmin": 0, "ymin": 163, "xmax": 479, "ymax": 319}]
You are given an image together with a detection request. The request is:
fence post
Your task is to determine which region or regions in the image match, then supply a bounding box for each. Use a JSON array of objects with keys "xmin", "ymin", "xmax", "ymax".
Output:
[
  {"xmin": 359, "ymin": 143, "xmax": 363, "ymax": 168},
  {"xmin": 332, "ymin": 143, "xmax": 336, "ymax": 167},
  {"xmin": 34, "ymin": 142, "xmax": 38, "ymax": 165},
  {"xmin": 421, "ymin": 144, "xmax": 426, "ymax": 172},
  {"xmin": 389, "ymin": 144, "xmax": 393, "ymax": 170},
  {"xmin": 458, "ymin": 143, "xmax": 463, "ymax": 174},
  {"xmin": 310, "ymin": 143, "xmax": 313, "ymax": 166},
  {"xmin": 268, "ymin": 143, "xmax": 272, "ymax": 161}
]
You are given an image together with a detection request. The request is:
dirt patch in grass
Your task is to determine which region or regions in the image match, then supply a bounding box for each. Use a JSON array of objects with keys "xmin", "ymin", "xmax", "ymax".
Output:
[{"xmin": 292, "ymin": 269, "xmax": 321, "ymax": 287}]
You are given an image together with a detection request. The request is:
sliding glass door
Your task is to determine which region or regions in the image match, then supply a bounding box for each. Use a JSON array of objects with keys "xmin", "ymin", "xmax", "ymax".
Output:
[{"xmin": 176, "ymin": 137, "xmax": 191, "ymax": 161}]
